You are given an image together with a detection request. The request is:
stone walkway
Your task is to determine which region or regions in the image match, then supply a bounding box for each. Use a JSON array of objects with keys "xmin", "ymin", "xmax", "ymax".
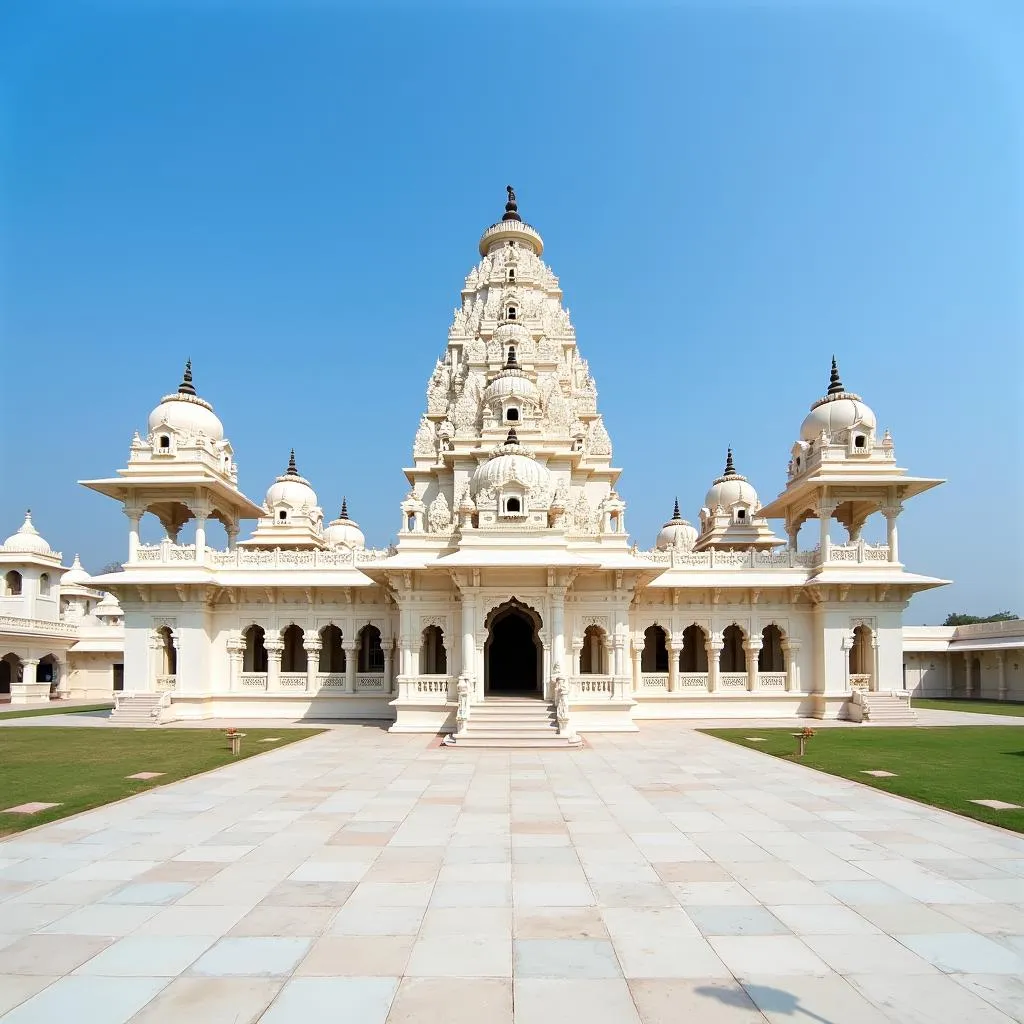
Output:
[{"xmin": 1, "ymin": 724, "xmax": 1023, "ymax": 1023}]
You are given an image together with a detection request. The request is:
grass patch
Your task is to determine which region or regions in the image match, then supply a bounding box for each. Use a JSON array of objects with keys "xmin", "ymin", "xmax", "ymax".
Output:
[
  {"xmin": 0, "ymin": 727, "xmax": 323, "ymax": 836},
  {"xmin": 0, "ymin": 703, "xmax": 115, "ymax": 721},
  {"xmin": 704, "ymin": 727, "xmax": 1024, "ymax": 833},
  {"xmin": 912, "ymin": 698, "xmax": 1024, "ymax": 718}
]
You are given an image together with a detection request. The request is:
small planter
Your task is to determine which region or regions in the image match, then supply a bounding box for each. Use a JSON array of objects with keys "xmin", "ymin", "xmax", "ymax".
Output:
[{"xmin": 226, "ymin": 731, "xmax": 247, "ymax": 756}]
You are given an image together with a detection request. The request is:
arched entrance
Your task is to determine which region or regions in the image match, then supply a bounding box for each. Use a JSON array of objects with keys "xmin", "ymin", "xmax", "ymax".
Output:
[{"xmin": 485, "ymin": 600, "xmax": 542, "ymax": 696}]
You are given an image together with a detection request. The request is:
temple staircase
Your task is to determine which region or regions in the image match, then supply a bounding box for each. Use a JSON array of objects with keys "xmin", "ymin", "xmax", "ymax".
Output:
[
  {"xmin": 109, "ymin": 693, "xmax": 164, "ymax": 726},
  {"xmin": 860, "ymin": 692, "xmax": 917, "ymax": 725},
  {"xmin": 445, "ymin": 696, "xmax": 581, "ymax": 749}
]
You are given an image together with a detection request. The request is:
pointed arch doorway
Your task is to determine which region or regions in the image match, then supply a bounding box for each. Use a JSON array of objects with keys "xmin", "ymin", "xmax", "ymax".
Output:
[{"xmin": 485, "ymin": 599, "xmax": 542, "ymax": 697}]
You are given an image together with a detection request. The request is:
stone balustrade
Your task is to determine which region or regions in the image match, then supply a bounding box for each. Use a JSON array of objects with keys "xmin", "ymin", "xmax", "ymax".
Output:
[
  {"xmin": 155, "ymin": 674, "xmax": 176, "ymax": 692},
  {"xmin": 0, "ymin": 615, "xmax": 78, "ymax": 636},
  {"xmin": 572, "ymin": 676, "xmax": 614, "ymax": 696},
  {"xmin": 132, "ymin": 545, "xmax": 393, "ymax": 568},
  {"xmin": 633, "ymin": 544, "xmax": 890, "ymax": 569}
]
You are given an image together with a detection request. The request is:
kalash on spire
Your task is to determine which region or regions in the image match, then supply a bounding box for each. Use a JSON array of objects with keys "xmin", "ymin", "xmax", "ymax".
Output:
[{"xmin": 399, "ymin": 186, "xmax": 625, "ymax": 554}]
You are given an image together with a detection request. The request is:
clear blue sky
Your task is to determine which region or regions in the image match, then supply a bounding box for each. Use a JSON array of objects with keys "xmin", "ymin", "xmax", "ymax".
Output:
[{"xmin": 1, "ymin": 0, "xmax": 1022, "ymax": 624}]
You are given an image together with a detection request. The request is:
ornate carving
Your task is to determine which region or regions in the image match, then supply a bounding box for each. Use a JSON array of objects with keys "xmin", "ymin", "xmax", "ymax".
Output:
[
  {"xmin": 587, "ymin": 417, "xmax": 612, "ymax": 456},
  {"xmin": 572, "ymin": 492, "xmax": 594, "ymax": 532},
  {"xmin": 427, "ymin": 491, "xmax": 453, "ymax": 533},
  {"xmin": 413, "ymin": 416, "xmax": 435, "ymax": 457}
]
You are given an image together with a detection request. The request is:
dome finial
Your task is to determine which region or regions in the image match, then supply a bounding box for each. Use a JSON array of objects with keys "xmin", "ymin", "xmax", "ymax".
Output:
[
  {"xmin": 286, "ymin": 449, "xmax": 298, "ymax": 476},
  {"xmin": 506, "ymin": 427, "xmax": 519, "ymax": 445},
  {"xmin": 502, "ymin": 184, "xmax": 521, "ymax": 223},
  {"xmin": 827, "ymin": 356, "xmax": 845, "ymax": 396},
  {"xmin": 340, "ymin": 496, "xmax": 348, "ymax": 519},
  {"xmin": 672, "ymin": 497, "xmax": 681, "ymax": 520},
  {"xmin": 724, "ymin": 447, "xmax": 736, "ymax": 476},
  {"xmin": 178, "ymin": 358, "xmax": 196, "ymax": 396}
]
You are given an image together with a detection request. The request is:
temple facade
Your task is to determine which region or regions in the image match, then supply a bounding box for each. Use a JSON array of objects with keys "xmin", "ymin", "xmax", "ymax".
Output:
[{"xmin": 78, "ymin": 189, "xmax": 950, "ymax": 732}]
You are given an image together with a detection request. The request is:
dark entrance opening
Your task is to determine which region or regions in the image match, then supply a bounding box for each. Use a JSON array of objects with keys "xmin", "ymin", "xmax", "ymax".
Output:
[{"xmin": 486, "ymin": 603, "xmax": 540, "ymax": 695}]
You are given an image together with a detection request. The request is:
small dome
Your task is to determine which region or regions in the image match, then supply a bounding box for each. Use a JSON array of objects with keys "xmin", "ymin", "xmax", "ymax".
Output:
[
  {"xmin": 799, "ymin": 358, "xmax": 876, "ymax": 442},
  {"xmin": 656, "ymin": 499, "xmax": 698, "ymax": 552},
  {"xmin": 470, "ymin": 429, "xmax": 551, "ymax": 497},
  {"xmin": 61, "ymin": 554, "xmax": 91, "ymax": 587},
  {"xmin": 323, "ymin": 498, "xmax": 365, "ymax": 550},
  {"xmin": 94, "ymin": 592, "xmax": 123, "ymax": 619},
  {"xmin": 265, "ymin": 450, "xmax": 318, "ymax": 510},
  {"xmin": 147, "ymin": 361, "xmax": 225, "ymax": 442},
  {"xmin": 3, "ymin": 510, "xmax": 52, "ymax": 555},
  {"xmin": 483, "ymin": 348, "xmax": 539, "ymax": 406},
  {"xmin": 478, "ymin": 186, "xmax": 544, "ymax": 256},
  {"xmin": 704, "ymin": 450, "xmax": 759, "ymax": 511}
]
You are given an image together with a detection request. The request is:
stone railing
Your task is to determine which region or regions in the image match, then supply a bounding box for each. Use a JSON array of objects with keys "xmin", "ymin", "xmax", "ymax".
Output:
[
  {"xmin": 849, "ymin": 674, "xmax": 872, "ymax": 691},
  {"xmin": 132, "ymin": 546, "xmax": 395, "ymax": 569},
  {"xmin": 758, "ymin": 673, "xmax": 787, "ymax": 689},
  {"xmin": 678, "ymin": 673, "xmax": 710, "ymax": 689},
  {"xmin": 953, "ymin": 619, "xmax": 1024, "ymax": 639},
  {"xmin": 279, "ymin": 673, "xmax": 307, "ymax": 689},
  {"xmin": 641, "ymin": 673, "xmax": 669, "ymax": 690},
  {"xmin": 719, "ymin": 672, "xmax": 748, "ymax": 689},
  {"xmin": 0, "ymin": 615, "xmax": 78, "ymax": 637},
  {"xmin": 632, "ymin": 545, "xmax": 889, "ymax": 569},
  {"xmin": 410, "ymin": 675, "xmax": 450, "ymax": 697},
  {"xmin": 356, "ymin": 674, "xmax": 387, "ymax": 692},
  {"xmin": 572, "ymin": 676, "xmax": 614, "ymax": 697},
  {"xmin": 318, "ymin": 673, "xmax": 346, "ymax": 688},
  {"xmin": 239, "ymin": 673, "xmax": 268, "ymax": 690},
  {"xmin": 155, "ymin": 674, "xmax": 176, "ymax": 692}
]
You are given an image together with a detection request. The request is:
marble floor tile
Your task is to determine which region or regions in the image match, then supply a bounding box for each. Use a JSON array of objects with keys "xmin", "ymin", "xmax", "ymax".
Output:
[
  {"xmin": 707, "ymin": 936, "xmax": 831, "ymax": 977},
  {"xmin": 628, "ymin": 978, "xmax": 766, "ymax": 1023},
  {"xmin": 133, "ymin": 904, "xmax": 250, "ymax": 936},
  {"xmin": 686, "ymin": 906, "xmax": 790, "ymax": 937},
  {"xmin": 259, "ymin": 976, "xmax": 398, "ymax": 1024},
  {"xmin": 0, "ymin": 975, "xmax": 168, "ymax": 1024},
  {"xmin": 406, "ymin": 934, "xmax": 512, "ymax": 977},
  {"xmin": 227, "ymin": 904, "xmax": 335, "ymax": 937},
  {"xmin": 329, "ymin": 903, "xmax": 426, "ymax": 936},
  {"xmin": 0, "ymin": 933, "xmax": 114, "ymax": 976},
  {"xmin": 951, "ymin": 972, "xmax": 1024, "ymax": 1020},
  {"xmin": 38, "ymin": 904, "xmax": 161, "ymax": 936},
  {"xmin": 847, "ymin": 971, "xmax": 1017, "ymax": 1024},
  {"xmin": 297, "ymin": 935, "xmax": 414, "ymax": 976},
  {"xmin": 802, "ymin": 933, "xmax": 938, "ymax": 974},
  {"xmin": 0, "ymin": 976, "xmax": 55, "ymax": 1018},
  {"xmin": 72, "ymin": 935, "xmax": 213, "ymax": 976},
  {"xmin": 514, "ymin": 907, "xmax": 607, "ymax": 940},
  {"xmin": 129, "ymin": 976, "xmax": 283, "ymax": 1023},
  {"xmin": 189, "ymin": 936, "xmax": 312, "ymax": 977},
  {"xmin": 897, "ymin": 931, "xmax": 1024, "ymax": 974},
  {"xmin": 740, "ymin": 974, "xmax": 894, "ymax": 1024},
  {"xmin": 513, "ymin": 978, "xmax": 642, "ymax": 1024},
  {"xmin": 385, "ymin": 977, "xmax": 512, "ymax": 1024},
  {"xmin": 514, "ymin": 939, "xmax": 621, "ymax": 979}
]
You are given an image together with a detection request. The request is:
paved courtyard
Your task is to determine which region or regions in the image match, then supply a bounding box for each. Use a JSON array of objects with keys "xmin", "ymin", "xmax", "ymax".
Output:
[{"xmin": 1, "ymin": 724, "xmax": 1023, "ymax": 1023}]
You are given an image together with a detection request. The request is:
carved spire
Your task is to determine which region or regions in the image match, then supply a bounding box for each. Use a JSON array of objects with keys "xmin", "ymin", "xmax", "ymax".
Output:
[
  {"xmin": 724, "ymin": 447, "xmax": 736, "ymax": 476},
  {"xmin": 672, "ymin": 497, "xmax": 681, "ymax": 521},
  {"xmin": 827, "ymin": 356, "xmax": 845, "ymax": 396},
  {"xmin": 177, "ymin": 359, "xmax": 196, "ymax": 396},
  {"xmin": 506, "ymin": 427, "xmax": 519, "ymax": 445},
  {"xmin": 286, "ymin": 449, "xmax": 298, "ymax": 476},
  {"xmin": 340, "ymin": 496, "xmax": 349, "ymax": 519},
  {"xmin": 502, "ymin": 184, "xmax": 521, "ymax": 223}
]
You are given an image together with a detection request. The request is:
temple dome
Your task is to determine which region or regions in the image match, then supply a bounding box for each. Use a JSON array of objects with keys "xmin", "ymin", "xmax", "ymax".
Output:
[
  {"xmin": 478, "ymin": 186, "xmax": 544, "ymax": 256},
  {"xmin": 470, "ymin": 429, "xmax": 551, "ymax": 497},
  {"xmin": 265, "ymin": 451, "xmax": 318, "ymax": 510},
  {"xmin": 703, "ymin": 450, "xmax": 758, "ymax": 511},
  {"xmin": 799, "ymin": 358, "xmax": 876, "ymax": 442},
  {"xmin": 655, "ymin": 500, "xmax": 698, "ymax": 551},
  {"xmin": 147, "ymin": 361, "xmax": 224, "ymax": 442},
  {"xmin": 61, "ymin": 554, "xmax": 91, "ymax": 587},
  {"xmin": 483, "ymin": 348, "xmax": 539, "ymax": 406},
  {"xmin": 3, "ymin": 511, "xmax": 52, "ymax": 555},
  {"xmin": 323, "ymin": 500, "xmax": 365, "ymax": 549}
]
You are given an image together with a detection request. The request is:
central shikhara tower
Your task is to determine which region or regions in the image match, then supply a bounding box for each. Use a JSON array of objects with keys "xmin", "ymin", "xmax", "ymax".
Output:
[{"xmin": 80, "ymin": 188, "xmax": 947, "ymax": 735}]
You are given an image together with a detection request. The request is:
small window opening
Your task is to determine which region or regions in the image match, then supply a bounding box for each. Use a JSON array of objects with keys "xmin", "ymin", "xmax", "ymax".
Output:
[
  {"xmin": 505, "ymin": 497, "xmax": 521, "ymax": 514},
  {"xmin": 737, "ymin": 509, "xmax": 746, "ymax": 521},
  {"xmin": 278, "ymin": 510, "xmax": 287, "ymax": 521},
  {"xmin": 795, "ymin": 457, "xmax": 801, "ymax": 469},
  {"xmin": 506, "ymin": 407, "xmax": 519, "ymax": 422},
  {"xmin": 854, "ymin": 435, "xmax": 866, "ymax": 449},
  {"xmin": 407, "ymin": 514, "xmax": 416, "ymax": 532},
  {"xmin": 159, "ymin": 435, "xmax": 170, "ymax": 449},
  {"xmin": 507, "ymin": 268, "xmax": 515, "ymax": 281},
  {"xmin": 507, "ymin": 306, "xmax": 517, "ymax": 320}
]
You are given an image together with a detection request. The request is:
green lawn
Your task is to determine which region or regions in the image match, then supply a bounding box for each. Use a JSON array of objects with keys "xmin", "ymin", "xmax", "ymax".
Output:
[
  {"xmin": 0, "ymin": 727, "xmax": 323, "ymax": 836},
  {"xmin": 0, "ymin": 703, "xmax": 114, "ymax": 720},
  {"xmin": 704, "ymin": 727, "xmax": 1024, "ymax": 832},
  {"xmin": 912, "ymin": 698, "xmax": 1024, "ymax": 718}
]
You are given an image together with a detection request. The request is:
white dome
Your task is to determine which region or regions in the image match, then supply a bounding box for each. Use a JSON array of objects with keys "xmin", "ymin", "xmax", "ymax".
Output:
[
  {"xmin": 61, "ymin": 554, "xmax": 91, "ymax": 587},
  {"xmin": 147, "ymin": 362, "xmax": 224, "ymax": 442},
  {"xmin": 483, "ymin": 369, "xmax": 539, "ymax": 406},
  {"xmin": 94, "ymin": 592, "xmax": 123, "ymax": 618},
  {"xmin": 799, "ymin": 360, "xmax": 876, "ymax": 442},
  {"xmin": 265, "ymin": 452, "xmax": 318, "ymax": 511},
  {"xmin": 703, "ymin": 451, "xmax": 758, "ymax": 511},
  {"xmin": 323, "ymin": 502, "xmax": 365, "ymax": 549},
  {"xmin": 3, "ymin": 511, "xmax": 52, "ymax": 555},
  {"xmin": 493, "ymin": 322, "xmax": 531, "ymax": 348},
  {"xmin": 470, "ymin": 431, "xmax": 551, "ymax": 497},
  {"xmin": 656, "ymin": 503, "xmax": 697, "ymax": 551},
  {"xmin": 478, "ymin": 188, "xmax": 544, "ymax": 256}
]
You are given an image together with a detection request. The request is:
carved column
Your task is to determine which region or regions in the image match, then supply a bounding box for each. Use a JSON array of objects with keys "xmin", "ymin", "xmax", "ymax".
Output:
[
  {"xmin": 194, "ymin": 514, "xmax": 208, "ymax": 564},
  {"xmin": 871, "ymin": 634, "xmax": 880, "ymax": 693},
  {"xmin": 631, "ymin": 641, "xmax": 642, "ymax": 693},
  {"xmin": 996, "ymin": 651, "xmax": 1007, "ymax": 701},
  {"xmin": 461, "ymin": 593, "xmax": 476, "ymax": 687},
  {"xmin": 21, "ymin": 658, "xmax": 38, "ymax": 689},
  {"xmin": 265, "ymin": 639, "xmax": 284, "ymax": 692},
  {"xmin": 781, "ymin": 639, "xmax": 801, "ymax": 692},
  {"xmin": 706, "ymin": 634, "xmax": 724, "ymax": 693},
  {"xmin": 125, "ymin": 507, "xmax": 143, "ymax": 563},
  {"xmin": 571, "ymin": 639, "xmax": 584, "ymax": 679},
  {"xmin": 744, "ymin": 638, "xmax": 762, "ymax": 691},
  {"xmin": 226, "ymin": 637, "xmax": 244, "ymax": 691},
  {"xmin": 303, "ymin": 639, "xmax": 322, "ymax": 693},
  {"xmin": 613, "ymin": 634, "xmax": 626, "ymax": 678},
  {"xmin": 667, "ymin": 641, "xmax": 681, "ymax": 692},
  {"xmin": 818, "ymin": 499, "xmax": 837, "ymax": 563},
  {"xmin": 550, "ymin": 587, "xmax": 566, "ymax": 676},
  {"xmin": 383, "ymin": 640, "xmax": 394, "ymax": 695},
  {"xmin": 343, "ymin": 640, "xmax": 358, "ymax": 694},
  {"xmin": 226, "ymin": 522, "xmax": 239, "ymax": 551}
]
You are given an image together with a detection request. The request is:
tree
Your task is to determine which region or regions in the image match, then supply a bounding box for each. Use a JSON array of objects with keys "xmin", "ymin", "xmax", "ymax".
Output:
[
  {"xmin": 99, "ymin": 561, "xmax": 125, "ymax": 574},
  {"xmin": 943, "ymin": 611, "xmax": 1018, "ymax": 626}
]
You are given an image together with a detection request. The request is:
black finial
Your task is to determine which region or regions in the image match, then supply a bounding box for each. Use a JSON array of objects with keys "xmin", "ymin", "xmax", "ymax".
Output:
[
  {"xmin": 506, "ymin": 427, "xmax": 519, "ymax": 445},
  {"xmin": 502, "ymin": 184, "xmax": 521, "ymax": 223},
  {"xmin": 504, "ymin": 345, "xmax": 519, "ymax": 369},
  {"xmin": 178, "ymin": 358, "xmax": 196, "ymax": 396},
  {"xmin": 340, "ymin": 496, "xmax": 348, "ymax": 519},
  {"xmin": 672, "ymin": 497, "xmax": 681, "ymax": 520},
  {"xmin": 827, "ymin": 355, "xmax": 845, "ymax": 396},
  {"xmin": 286, "ymin": 449, "xmax": 298, "ymax": 476},
  {"xmin": 724, "ymin": 447, "xmax": 736, "ymax": 476}
]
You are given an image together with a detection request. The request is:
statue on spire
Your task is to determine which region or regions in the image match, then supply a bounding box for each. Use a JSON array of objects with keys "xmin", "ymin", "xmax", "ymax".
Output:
[
  {"xmin": 502, "ymin": 185, "xmax": 521, "ymax": 222},
  {"xmin": 506, "ymin": 185, "xmax": 516, "ymax": 204}
]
